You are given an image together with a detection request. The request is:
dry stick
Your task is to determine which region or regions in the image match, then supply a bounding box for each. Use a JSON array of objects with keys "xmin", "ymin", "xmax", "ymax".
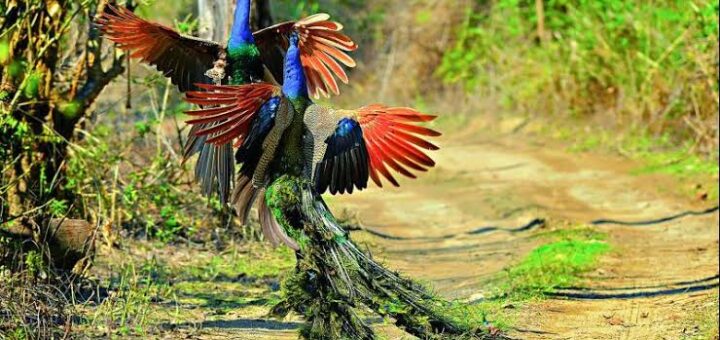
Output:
[
  {"xmin": 157, "ymin": 78, "xmax": 177, "ymax": 160},
  {"xmin": 535, "ymin": 0, "xmax": 546, "ymax": 43},
  {"xmin": 107, "ymin": 164, "xmax": 119, "ymax": 247},
  {"xmin": 125, "ymin": 53, "xmax": 131, "ymax": 110}
]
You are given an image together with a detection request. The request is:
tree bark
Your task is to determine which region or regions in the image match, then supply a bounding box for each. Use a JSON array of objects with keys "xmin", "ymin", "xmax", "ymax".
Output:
[
  {"xmin": 0, "ymin": 0, "xmax": 123, "ymax": 271},
  {"xmin": 198, "ymin": 0, "xmax": 273, "ymax": 42},
  {"xmin": 198, "ymin": 0, "xmax": 234, "ymax": 41}
]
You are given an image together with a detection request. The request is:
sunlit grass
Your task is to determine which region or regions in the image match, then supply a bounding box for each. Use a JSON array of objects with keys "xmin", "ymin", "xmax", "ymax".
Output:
[
  {"xmin": 500, "ymin": 225, "xmax": 610, "ymax": 299},
  {"xmin": 75, "ymin": 241, "xmax": 297, "ymax": 337},
  {"xmin": 179, "ymin": 244, "xmax": 295, "ymax": 281},
  {"xmin": 471, "ymin": 225, "xmax": 611, "ymax": 330},
  {"xmin": 543, "ymin": 123, "xmax": 719, "ymax": 200},
  {"xmin": 683, "ymin": 292, "xmax": 719, "ymax": 340},
  {"xmin": 501, "ymin": 239, "xmax": 609, "ymax": 299}
]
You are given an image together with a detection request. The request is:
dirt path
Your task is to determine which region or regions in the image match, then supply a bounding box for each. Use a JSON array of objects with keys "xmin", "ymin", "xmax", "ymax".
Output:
[
  {"xmin": 324, "ymin": 132, "xmax": 719, "ymax": 339},
  {"xmin": 128, "ymin": 130, "xmax": 718, "ymax": 339}
]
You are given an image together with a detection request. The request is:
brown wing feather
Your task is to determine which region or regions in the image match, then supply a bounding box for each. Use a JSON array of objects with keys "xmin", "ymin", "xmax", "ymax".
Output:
[
  {"xmin": 184, "ymin": 83, "xmax": 280, "ymax": 146},
  {"xmin": 96, "ymin": 5, "xmax": 222, "ymax": 92},
  {"xmin": 253, "ymin": 14, "xmax": 358, "ymax": 98}
]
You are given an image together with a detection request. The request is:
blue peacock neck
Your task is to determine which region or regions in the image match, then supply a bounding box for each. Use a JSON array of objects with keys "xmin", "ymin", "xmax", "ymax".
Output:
[
  {"xmin": 228, "ymin": 0, "xmax": 254, "ymax": 48},
  {"xmin": 226, "ymin": 0, "xmax": 262, "ymax": 84},
  {"xmin": 275, "ymin": 33, "xmax": 310, "ymax": 175},
  {"xmin": 282, "ymin": 33, "xmax": 309, "ymax": 108}
]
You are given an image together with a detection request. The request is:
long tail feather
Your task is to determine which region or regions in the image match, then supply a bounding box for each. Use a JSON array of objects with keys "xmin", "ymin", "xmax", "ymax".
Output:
[{"xmin": 264, "ymin": 177, "xmax": 491, "ymax": 338}]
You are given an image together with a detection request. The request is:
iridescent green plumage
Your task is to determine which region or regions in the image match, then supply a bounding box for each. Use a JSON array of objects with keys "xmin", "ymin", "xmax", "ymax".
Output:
[{"xmin": 226, "ymin": 43, "xmax": 263, "ymax": 84}]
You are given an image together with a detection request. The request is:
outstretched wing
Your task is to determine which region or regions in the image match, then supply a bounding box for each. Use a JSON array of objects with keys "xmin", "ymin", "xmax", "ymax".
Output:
[
  {"xmin": 254, "ymin": 14, "xmax": 357, "ymax": 98},
  {"xmin": 305, "ymin": 105, "xmax": 370, "ymax": 195},
  {"xmin": 307, "ymin": 105, "xmax": 440, "ymax": 194},
  {"xmin": 185, "ymin": 84, "xmax": 292, "ymax": 223},
  {"xmin": 358, "ymin": 106, "xmax": 440, "ymax": 187},
  {"xmin": 183, "ymin": 83, "xmax": 280, "ymax": 146},
  {"xmin": 96, "ymin": 5, "xmax": 222, "ymax": 92}
]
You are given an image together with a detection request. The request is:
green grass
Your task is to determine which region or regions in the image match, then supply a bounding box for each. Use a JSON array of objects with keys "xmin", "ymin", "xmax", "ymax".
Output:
[
  {"xmin": 683, "ymin": 293, "xmax": 720, "ymax": 340},
  {"xmin": 633, "ymin": 149, "xmax": 719, "ymax": 177},
  {"xmin": 438, "ymin": 0, "xmax": 718, "ymax": 157},
  {"xmin": 179, "ymin": 245, "xmax": 295, "ymax": 281},
  {"xmin": 470, "ymin": 225, "xmax": 611, "ymax": 330},
  {"xmin": 500, "ymin": 225, "xmax": 610, "ymax": 299},
  {"xmin": 544, "ymin": 123, "xmax": 719, "ymax": 200},
  {"xmin": 501, "ymin": 239, "xmax": 609, "ymax": 299},
  {"xmin": 88, "ymin": 259, "xmax": 175, "ymax": 337}
]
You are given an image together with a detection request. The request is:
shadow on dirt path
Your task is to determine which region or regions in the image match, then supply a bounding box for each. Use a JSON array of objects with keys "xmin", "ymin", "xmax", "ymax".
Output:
[
  {"xmin": 164, "ymin": 130, "xmax": 718, "ymax": 339},
  {"xmin": 325, "ymin": 133, "xmax": 719, "ymax": 339}
]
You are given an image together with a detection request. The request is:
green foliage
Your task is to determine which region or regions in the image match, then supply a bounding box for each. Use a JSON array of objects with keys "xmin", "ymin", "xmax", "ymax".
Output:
[
  {"xmin": 23, "ymin": 251, "xmax": 45, "ymax": 278},
  {"xmin": 58, "ymin": 100, "xmax": 81, "ymax": 119},
  {"xmin": 439, "ymin": 0, "xmax": 719, "ymax": 153},
  {"xmin": 6, "ymin": 59, "xmax": 25, "ymax": 78},
  {"xmin": 0, "ymin": 40, "xmax": 9, "ymax": 63},
  {"xmin": 174, "ymin": 14, "xmax": 198, "ymax": 35},
  {"xmin": 90, "ymin": 259, "xmax": 173, "ymax": 336},
  {"xmin": 21, "ymin": 72, "xmax": 41, "ymax": 99},
  {"xmin": 47, "ymin": 198, "xmax": 68, "ymax": 217},
  {"xmin": 499, "ymin": 226, "xmax": 610, "ymax": 299},
  {"xmin": 119, "ymin": 157, "xmax": 198, "ymax": 242},
  {"xmin": 503, "ymin": 239, "xmax": 609, "ymax": 298}
]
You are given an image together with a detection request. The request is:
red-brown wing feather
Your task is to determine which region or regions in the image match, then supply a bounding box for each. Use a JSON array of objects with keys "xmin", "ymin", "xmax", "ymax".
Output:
[
  {"xmin": 184, "ymin": 83, "xmax": 279, "ymax": 146},
  {"xmin": 355, "ymin": 106, "xmax": 441, "ymax": 187},
  {"xmin": 96, "ymin": 5, "xmax": 221, "ymax": 92},
  {"xmin": 254, "ymin": 14, "xmax": 358, "ymax": 98}
]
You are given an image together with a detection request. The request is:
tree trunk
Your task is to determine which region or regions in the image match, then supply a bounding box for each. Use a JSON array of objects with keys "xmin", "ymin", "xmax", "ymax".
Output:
[
  {"xmin": 198, "ymin": 0, "xmax": 234, "ymax": 41},
  {"xmin": 1, "ymin": 0, "xmax": 124, "ymax": 271},
  {"xmin": 251, "ymin": 0, "xmax": 273, "ymax": 31},
  {"xmin": 198, "ymin": 0, "xmax": 273, "ymax": 41}
]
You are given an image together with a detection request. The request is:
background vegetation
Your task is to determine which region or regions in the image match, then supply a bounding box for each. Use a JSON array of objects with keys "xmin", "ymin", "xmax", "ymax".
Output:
[{"xmin": 0, "ymin": 0, "xmax": 717, "ymax": 338}]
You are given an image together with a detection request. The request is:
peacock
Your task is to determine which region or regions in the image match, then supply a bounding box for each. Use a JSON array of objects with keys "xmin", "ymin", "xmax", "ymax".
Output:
[
  {"xmin": 96, "ymin": 0, "xmax": 357, "ymax": 202},
  {"xmin": 182, "ymin": 32, "xmax": 489, "ymax": 339}
]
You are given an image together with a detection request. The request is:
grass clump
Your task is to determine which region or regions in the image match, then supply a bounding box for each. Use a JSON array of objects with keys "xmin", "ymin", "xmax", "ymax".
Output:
[
  {"xmin": 501, "ymin": 239, "xmax": 609, "ymax": 298},
  {"xmin": 469, "ymin": 225, "xmax": 610, "ymax": 329},
  {"xmin": 501, "ymin": 225, "xmax": 610, "ymax": 299},
  {"xmin": 682, "ymin": 293, "xmax": 719, "ymax": 340}
]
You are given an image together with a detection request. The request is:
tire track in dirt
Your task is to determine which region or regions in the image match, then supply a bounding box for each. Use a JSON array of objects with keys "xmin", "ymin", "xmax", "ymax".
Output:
[
  {"xmin": 327, "ymin": 136, "xmax": 719, "ymax": 339},
  {"xmin": 192, "ymin": 134, "xmax": 718, "ymax": 339}
]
